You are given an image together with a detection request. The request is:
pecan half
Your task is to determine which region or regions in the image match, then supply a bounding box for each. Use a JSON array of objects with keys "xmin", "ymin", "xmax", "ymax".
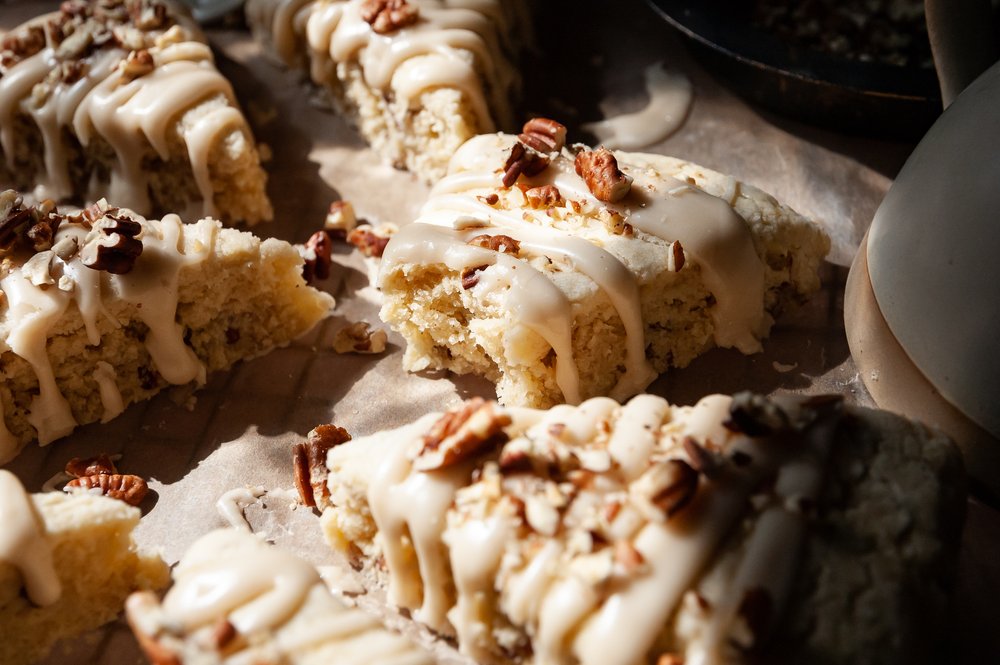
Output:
[
  {"xmin": 360, "ymin": 0, "xmax": 419, "ymax": 34},
  {"xmin": 65, "ymin": 453, "xmax": 118, "ymax": 478},
  {"xmin": 575, "ymin": 148, "xmax": 633, "ymax": 202},
  {"xmin": 502, "ymin": 141, "xmax": 549, "ymax": 188},
  {"xmin": 630, "ymin": 458, "xmax": 699, "ymax": 521},
  {"xmin": 467, "ymin": 233, "xmax": 520, "ymax": 255},
  {"xmin": 346, "ymin": 224, "xmax": 392, "ymax": 258},
  {"xmin": 301, "ymin": 229, "xmax": 332, "ymax": 284},
  {"xmin": 294, "ymin": 424, "xmax": 352, "ymax": 508},
  {"xmin": 82, "ymin": 212, "xmax": 143, "ymax": 274},
  {"xmin": 525, "ymin": 185, "xmax": 563, "ymax": 209},
  {"xmin": 65, "ymin": 473, "xmax": 148, "ymax": 506},
  {"xmin": 519, "ymin": 117, "xmax": 567, "ymax": 154},
  {"xmin": 120, "ymin": 48, "xmax": 154, "ymax": 80},
  {"xmin": 412, "ymin": 398, "xmax": 511, "ymax": 471}
]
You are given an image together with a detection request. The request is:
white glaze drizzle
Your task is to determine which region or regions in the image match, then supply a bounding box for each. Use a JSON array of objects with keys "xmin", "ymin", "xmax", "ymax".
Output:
[
  {"xmin": 300, "ymin": 0, "xmax": 516, "ymax": 131},
  {"xmin": 379, "ymin": 133, "xmax": 767, "ymax": 404},
  {"xmin": 336, "ymin": 393, "xmax": 840, "ymax": 665},
  {"xmin": 156, "ymin": 529, "xmax": 431, "ymax": 664},
  {"xmin": 583, "ymin": 63, "xmax": 693, "ymax": 150},
  {"xmin": 0, "ymin": 211, "xmax": 214, "ymax": 448},
  {"xmin": 0, "ymin": 12, "xmax": 246, "ymax": 219},
  {"xmin": 215, "ymin": 485, "xmax": 266, "ymax": 531},
  {"xmin": 92, "ymin": 360, "xmax": 124, "ymax": 423},
  {"xmin": 0, "ymin": 469, "xmax": 61, "ymax": 606}
]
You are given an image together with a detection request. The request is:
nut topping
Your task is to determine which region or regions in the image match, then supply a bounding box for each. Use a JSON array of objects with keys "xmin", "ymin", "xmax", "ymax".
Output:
[
  {"xmin": 120, "ymin": 48, "xmax": 154, "ymax": 80},
  {"xmin": 81, "ymin": 211, "xmax": 143, "ymax": 274},
  {"xmin": 525, "ymin": 185, "xmax": 563, "ymax": 209},
  {"xmin": 630, "ymin": 458, "xmax": 698, "ymax": 521},
  {"xmin": 324, "ymin": 200, "xmax": 357, "ymax": 238},
  {"xmin": 467, "ymin": 233, "xmax": 520, "ymax": 255},
  {"xmin": 65, "ymin": 473, "xmax": 149, "ymax": 506},
  {"xmin": 502, "ymin": 141, "xmax": 550, "ymax": 188},
  {"xmin": 519, "ymin": 117, "xmax": 567, "ymax": 154},
  {"xmin": 128, "ymin": 0, "xmax": 169, "ymax": 30},
  {"xmin": 460, "ymin": 264, "xmax": 488, "ymax": 290},
  {"xmin": 574, "ymin": 147, "xmax": 633, "ymax": 203},
  {"xmin": 412, "ymin": 398, "xmax": 512, "ymax": 471},
  {"xmin": 360, "ymin": 0, "xmax": 419, "ymax": 34},
  {"xmin": 346, "ymin": 223, "xmax": 394, "ymax": 258},
  {"xmin": 294, "ymin": 424, "xmax": 352, "ymax": 508},
  {"xmin": 301, "ymin": 229, "xmax": 332, "ymax": 284}
]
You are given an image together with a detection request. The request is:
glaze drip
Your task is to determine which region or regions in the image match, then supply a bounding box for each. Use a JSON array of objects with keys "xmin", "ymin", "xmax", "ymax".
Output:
[{"xmin": 0, "ymin": 470, "xmax": 60, "ymax": 607}]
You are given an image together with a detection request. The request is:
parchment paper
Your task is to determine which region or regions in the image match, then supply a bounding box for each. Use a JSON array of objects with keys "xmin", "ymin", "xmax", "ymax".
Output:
[{"xmin": 1, "ymin": 1, "xmax": 995, "ymax": 662}]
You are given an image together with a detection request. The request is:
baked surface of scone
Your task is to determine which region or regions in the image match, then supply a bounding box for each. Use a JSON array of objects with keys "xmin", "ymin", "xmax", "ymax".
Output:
[
  {"xmin": 245, "ymin": 0, "xmax": 524, "ymax": 181},
  {"xmin": 0, "ymin": 469, "xmax": 168, "ymax": 665},
  {"xmin": 313, "ymin": 393, "xmax": 965, "ymax": 665},
  {"xmin": 0, "ymin": 194, "xmax": 333, "ymax": 463},
  {"xmin": 0, "ymin": 0, "xmax": 272, "ymax": 225},
  {"xmin": 126, "ymin": 528, "xmax": 434, "ymax": 665},
  {"xmin": 378, "ymin": 126, "xmax": 830, "ymax": 408}
]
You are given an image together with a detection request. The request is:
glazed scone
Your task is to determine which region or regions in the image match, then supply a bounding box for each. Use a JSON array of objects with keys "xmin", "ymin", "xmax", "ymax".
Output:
[
  {"xmin": 127, "ymin": 528, "xmax": 434, "ymax": 665},
  {"xmin": 0, "ymin": 469, "xmax": 169, "ymax": 665},
  {"xmin": 245, "ymin": 0, "xmax": 524, "ymax": 181},
  {"xmin": 311, "ymin": 393, "xmax": 965, "ymax": 665},
  {"xmin": 378, "ymin": 123, "xmax": 830, "ymax": 408},
  {"xmin": 0, "ymin": 0, "xmax": 272, "ymax": 225},
  {"xmin": 0, "ymin": 194, "xmax": 333, "ymax": 463}
]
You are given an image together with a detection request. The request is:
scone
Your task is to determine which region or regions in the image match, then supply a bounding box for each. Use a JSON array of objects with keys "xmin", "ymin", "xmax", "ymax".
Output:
[
  {"xmin": 0, "ymin": 0, "xmax": 272, "ymax": 225},
  {"xmin": 245, "ymin": 0, "xmax": 523, "ymax": 181},
  {"xmin": 0, "ymin": 469, "xmax": 169, "ymax": 665},
  {"xmin": 378, "ymin": 121, "xmax": 830, "ymax": 408},
  {"xmin": 126, "ymin": 528, "xmax": 433, "ymax": 665},
  {"xmin": 0, "ymin": 193, "xmax": 333, "ymax": 463},
  {"xmin": 308, "ymin": 393, "xmax": 965, "ymax": 665}
]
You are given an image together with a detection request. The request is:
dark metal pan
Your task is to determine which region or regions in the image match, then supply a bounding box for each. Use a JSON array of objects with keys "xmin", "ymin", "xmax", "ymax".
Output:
[{"xmin": 645, "ymin": 0, "xmax": 946, "ymax": 139}]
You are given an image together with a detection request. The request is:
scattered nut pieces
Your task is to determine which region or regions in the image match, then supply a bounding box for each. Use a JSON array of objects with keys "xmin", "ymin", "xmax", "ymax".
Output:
[
  {"xmin": 360, "ymin": 0, "xmax": 419, "ymax": 34},
  {"xmin": 81, "ymin": 210, "xmax": 144, "ymax": 274},
  {"xmin": 412, "ymin": 398, "xmax": 512, "ymax": 471},
  {"xmin": 346, "ymin": 223, "xmax": 394, "ymax": 258},
  {"xmin": 574, "ymin": 147, "xmax": 633, "ymax": 202},
  {"xmin": 294, "ymin": 424, "xmax": 352, "ymax": 508},
  {"xmin": 324, "ymin": 200, "xmax": 357, "ymax": 237},
  {"xmin": 518, "ymin": 117, "xmax": 567, "ymax": 154},
  {"xmin": 525, "ymin": 185, "xmax": 563, "ymax": 209},
  {"xmin": 301, "ymin": 230, "xmax": 332, "ymax": 284},
  {"xmin": 65, "ymin": 453, "xmax": 119, "ymax": 477},
  {"xmin": 525, "ymin": 494, "xmax": 561, "ymax": 536},
  {"xmin": 332, "ymin": 321, "xmax": 388, "ymax": 354},
  {"xmin": 502, "ymin": 141, "xmax": 549, "ymax": 188},
  {"xmin": 467, "ymin": 233, "xmax": 520, "ymax": 255},
  {"xmin": 65, "ymin": 473, "xmax": 149, "ymax": 506},
  {"xmin": 630, "ymin": 458, "xmax": 699, "ymax": 522}
]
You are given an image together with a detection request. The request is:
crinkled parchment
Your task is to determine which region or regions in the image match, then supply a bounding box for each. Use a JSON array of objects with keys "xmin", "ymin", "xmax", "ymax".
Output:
[{"xmin": 1, "ymin": 1, "xmax": 995, "ymax": 662}]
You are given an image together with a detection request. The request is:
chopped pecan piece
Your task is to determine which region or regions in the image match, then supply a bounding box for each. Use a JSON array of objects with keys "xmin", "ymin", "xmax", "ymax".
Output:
[
  {"xmin": 65, "ymin": 453, "xmax": 118, "ymax": 478},
  {"xmin": 324, "ymin": 200, "xmax": 357, "ymax": 238},
  {"xmin": 613, "ymin": 540, "xmax": 646, "ymax": 573},
  {"xmin": 65, "ymin": 473, "xmax": 148, "ymax": 506},
  {"xmin": 467, "ymin": 233, "xmax": 520, "ymax": 255},
  {"xmin": 656, "ymin": 654, "xmax": 685, "ymax": 665},
  {"xmin": 519, "ymin": 117, "xmax": 567, "ymax": 154},
  {"xmin": 575, "ymin": 147, "xmax": 633, "ymax": 202},
  {"xmin": 630, "ymin": 458, "xmax": 698, "ymax": 521},
  {"xmin": 120, "ymin": 48, "xmax": 154, "ymax": 80},
  {"xmin": 502, "ymin": 141, "xmax": 549, "ymax": 188},
  {"xmin": 212, "ymin": 619, "xmax": 237, "ymax": 649},
  {"xmin": 332, "ymin": 321, "xmax": 388, "ymax": 354},
  {"xmin": 0, "ymin": 25, "xmax": 46, "ymax": 66},
  {"xmin": 525, "ymin": 185, "xmax": 563, "ymax": 209},
  {"xmin": 346, "ymin": 224, "xmax": 393, "ymax": 258},
  {"xmin": 412, "ymin": 398, "xmax": 511, "ymax": 471},
  {"xmin": 294, "ymin": 424, "xmax": 352, "ymax": 508},
  {"xmin": 128, "ymin": 0, "xmax": 169, "ymax": 30},
  {"xmin": 683, "ymin": 436, "xmax": 721, "ymax": 476},
  {"xmin": 360, "ymin": 0, "xmax": 419, "ymax": 34},
  {"xmin": 82, "ymin": 212, "xmax": 143, "ymax": 274},
  {"xmin": 668, "ymin": 240, "xmax": 685, "ymax": 272},
  {"xmin": 301, "ymin": 229, "xmax": 332, "ymax": 284},
  {"xmin": 461, "ymin": 264, "xmax": 487, "ymax": 290}
]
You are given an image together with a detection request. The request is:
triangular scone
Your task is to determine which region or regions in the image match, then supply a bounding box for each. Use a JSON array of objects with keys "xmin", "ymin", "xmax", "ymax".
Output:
[
  {"xmin": 311, "ymin": 394, "xmax": 964, "ymax": 665},
  {"xmin": 127, "ymin": 528, "xmax": 433, "ymax": 665},
  {"xmin": 0, "ymin": 469, "xmax": 168, "ymax": 665},
  {"xmin": 245, "ymin": 0, "xmax": 524, "ymax": 182},
  {"xmin": 0, "ymin": 194, "xmax": 333, "ymax": 462},
  {"xmin": 377, "ymin": 123, "xmax": 831, "ymax": 407},
  {"xmin": 0, "ymin": 0, "xmax": 272, "ymax": 225}
]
